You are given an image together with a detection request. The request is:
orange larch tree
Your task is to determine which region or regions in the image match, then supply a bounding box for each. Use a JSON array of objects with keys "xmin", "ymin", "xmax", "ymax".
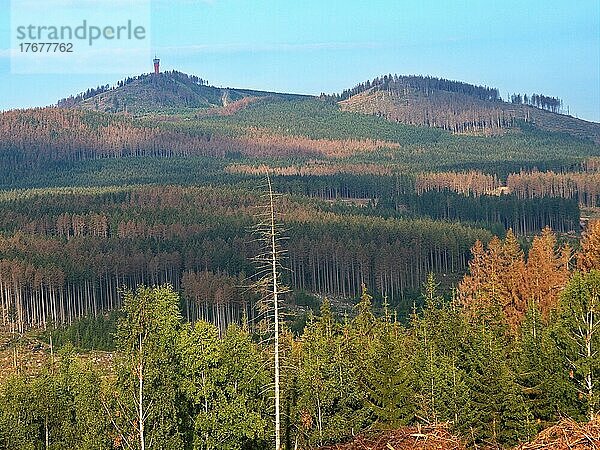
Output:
[
  {"xmin": 524, "ymin": 228, "xmax": 571, "ymax": 320},
  {"xmin": 578, "ymin": 220, "xmax": 600, "ymax": 271},
  {"xmin": 458, "ymin": 227, "xmax": 571, "ymax": 331}
]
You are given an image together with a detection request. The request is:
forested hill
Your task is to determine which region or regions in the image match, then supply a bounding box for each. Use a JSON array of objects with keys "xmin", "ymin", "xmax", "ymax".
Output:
[
  {"xmin": 56, "ymin": 70, "xmax": 600, "ymax": 142},
  {"xmin": 335, "ymin": 74, "xmax": 600, "ymax": 142},
  {"xmin": 57, "ymin": 70, "xmax": 309, "ymax": 114}
]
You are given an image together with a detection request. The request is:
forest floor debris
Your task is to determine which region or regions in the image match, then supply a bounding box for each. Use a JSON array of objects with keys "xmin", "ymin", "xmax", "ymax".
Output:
[
  {"xmin": 319, "ymin": 418, "xmax": 600, "ymax": 450},
  {"xmin": 0, "ymin": 332, "xmax": 115, "ymax": 380},
  {"xmin": 319, "ymin": 423, "xmax": 466, "ymax": 450},
  {"xmin": 515, "ymin": 418, "xmax": 600, "ymax": 450}
]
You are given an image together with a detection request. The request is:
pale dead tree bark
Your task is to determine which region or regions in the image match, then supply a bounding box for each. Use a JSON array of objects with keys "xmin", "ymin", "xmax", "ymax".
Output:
[
  {"xmin": 268, "ymin": 174, "xmax": 282, "ymax": 450},
  {"xmin": 45, "ymin": 415, "xmax": 49, "ymax": 450},
  {"xmin": 252, "ymin": 172, "xmax": 288, "ymax": 450},
  {"xmin": 49, "ymin": 332, "xmax": 54, "ymax": 365}
]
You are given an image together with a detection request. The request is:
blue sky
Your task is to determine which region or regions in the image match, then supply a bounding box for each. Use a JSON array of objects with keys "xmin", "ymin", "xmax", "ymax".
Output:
[{"xmin": 1, "ymin": 0, "xmax": 599, "ymax": 121}]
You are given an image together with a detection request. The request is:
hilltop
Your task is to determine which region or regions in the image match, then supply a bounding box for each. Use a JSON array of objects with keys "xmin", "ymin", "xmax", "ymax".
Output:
[
  {"xmin": 335, "ymin": 74, "xmax": 600, "ymax": 142},
  {"xmin": 57, "ymin": 70, "xmax": 308, "ymax": 114}
]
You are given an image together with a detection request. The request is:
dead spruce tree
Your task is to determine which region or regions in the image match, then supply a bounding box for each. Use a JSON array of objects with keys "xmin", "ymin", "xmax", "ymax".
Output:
[{"xmin": 252, "ymin": 173, "xmax": 289, "ymax": 450}]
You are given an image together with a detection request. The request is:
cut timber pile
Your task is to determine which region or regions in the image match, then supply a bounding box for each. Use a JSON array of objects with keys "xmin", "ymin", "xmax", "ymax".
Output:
[
  {"xmin": 516, "ymin": 418, "xmax": 600, "ymax": 450},
  {"xmin": 319, "ymin": 423, "xmax": 465, "ymax": 450}
]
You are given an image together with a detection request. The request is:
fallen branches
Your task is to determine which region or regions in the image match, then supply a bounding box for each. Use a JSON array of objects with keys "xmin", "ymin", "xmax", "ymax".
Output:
[
  {"xmin": 319, "ymin": 423, "xmax": 466, "ymax": 450},
  {"xmin": 516, "ymin": 418, "xmax": 600, "ymax": 450}
]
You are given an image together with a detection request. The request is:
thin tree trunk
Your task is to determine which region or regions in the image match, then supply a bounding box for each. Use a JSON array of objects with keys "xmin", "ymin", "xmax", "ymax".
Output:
[
  {"xmin": 267, "ymin": 174, "xmax": 282, "ymax": 450},
  {"xmin": 138, "ymin": 334, "xmax": 145, "ymax": 450},
  {"xmin": 45, "ymin": 414, "xmax": 49, "ymax": 449}
]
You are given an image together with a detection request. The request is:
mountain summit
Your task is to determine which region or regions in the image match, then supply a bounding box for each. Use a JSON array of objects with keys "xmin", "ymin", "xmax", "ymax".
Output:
[
  {"xmin": 57, "ymin": 70, "xmax": 307, "ymax": 114},
  {"xmin": 334, "ymin": 74, "xmax": 600, "ymax": 142}
]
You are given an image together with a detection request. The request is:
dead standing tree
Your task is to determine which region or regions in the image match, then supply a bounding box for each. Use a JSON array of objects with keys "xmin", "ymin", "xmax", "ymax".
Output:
[{"xmin": 251, "ymin": 172, "xmax": 289, "ymax": 450}]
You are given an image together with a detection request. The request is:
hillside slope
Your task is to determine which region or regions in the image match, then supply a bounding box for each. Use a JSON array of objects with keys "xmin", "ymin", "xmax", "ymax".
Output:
[{"xmin": 337, "ymin": 75, "xmax": 600, "ymax": 142}]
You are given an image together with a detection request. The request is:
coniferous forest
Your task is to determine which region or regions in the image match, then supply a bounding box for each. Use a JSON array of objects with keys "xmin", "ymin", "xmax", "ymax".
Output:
[{"xmin": 0, "ymin": 68, "xmax": 599, "ymax": 449}]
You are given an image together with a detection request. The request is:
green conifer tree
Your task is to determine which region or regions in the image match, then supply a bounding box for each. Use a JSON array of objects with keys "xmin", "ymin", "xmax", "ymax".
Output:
[
  {"xmin": 293, "ymin": 298, "xmax": 367, "ymax": 447},
  {"xmin": 352, "ymin": 286, "xmax": 415, "ymax": 429},
  {"xmin": 412, "ymin": 274, "xmax": 470, "ymax": 428}
]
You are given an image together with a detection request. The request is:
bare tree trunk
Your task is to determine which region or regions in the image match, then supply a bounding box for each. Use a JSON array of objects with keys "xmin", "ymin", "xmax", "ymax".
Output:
[
  {"xmin": 49, "ymin": 331, "xmax": 54, "ymax": 366},
  {"xmin": 45, "ymin": 414, "xmax": 49, "ymax": 449},
  {"xmin": 138, "ymin": 334, "xmax": 146, "ymax": 450},
  {"xmin": 267, "ymin": 174, "xmax": 282, "ymax": 450}
]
